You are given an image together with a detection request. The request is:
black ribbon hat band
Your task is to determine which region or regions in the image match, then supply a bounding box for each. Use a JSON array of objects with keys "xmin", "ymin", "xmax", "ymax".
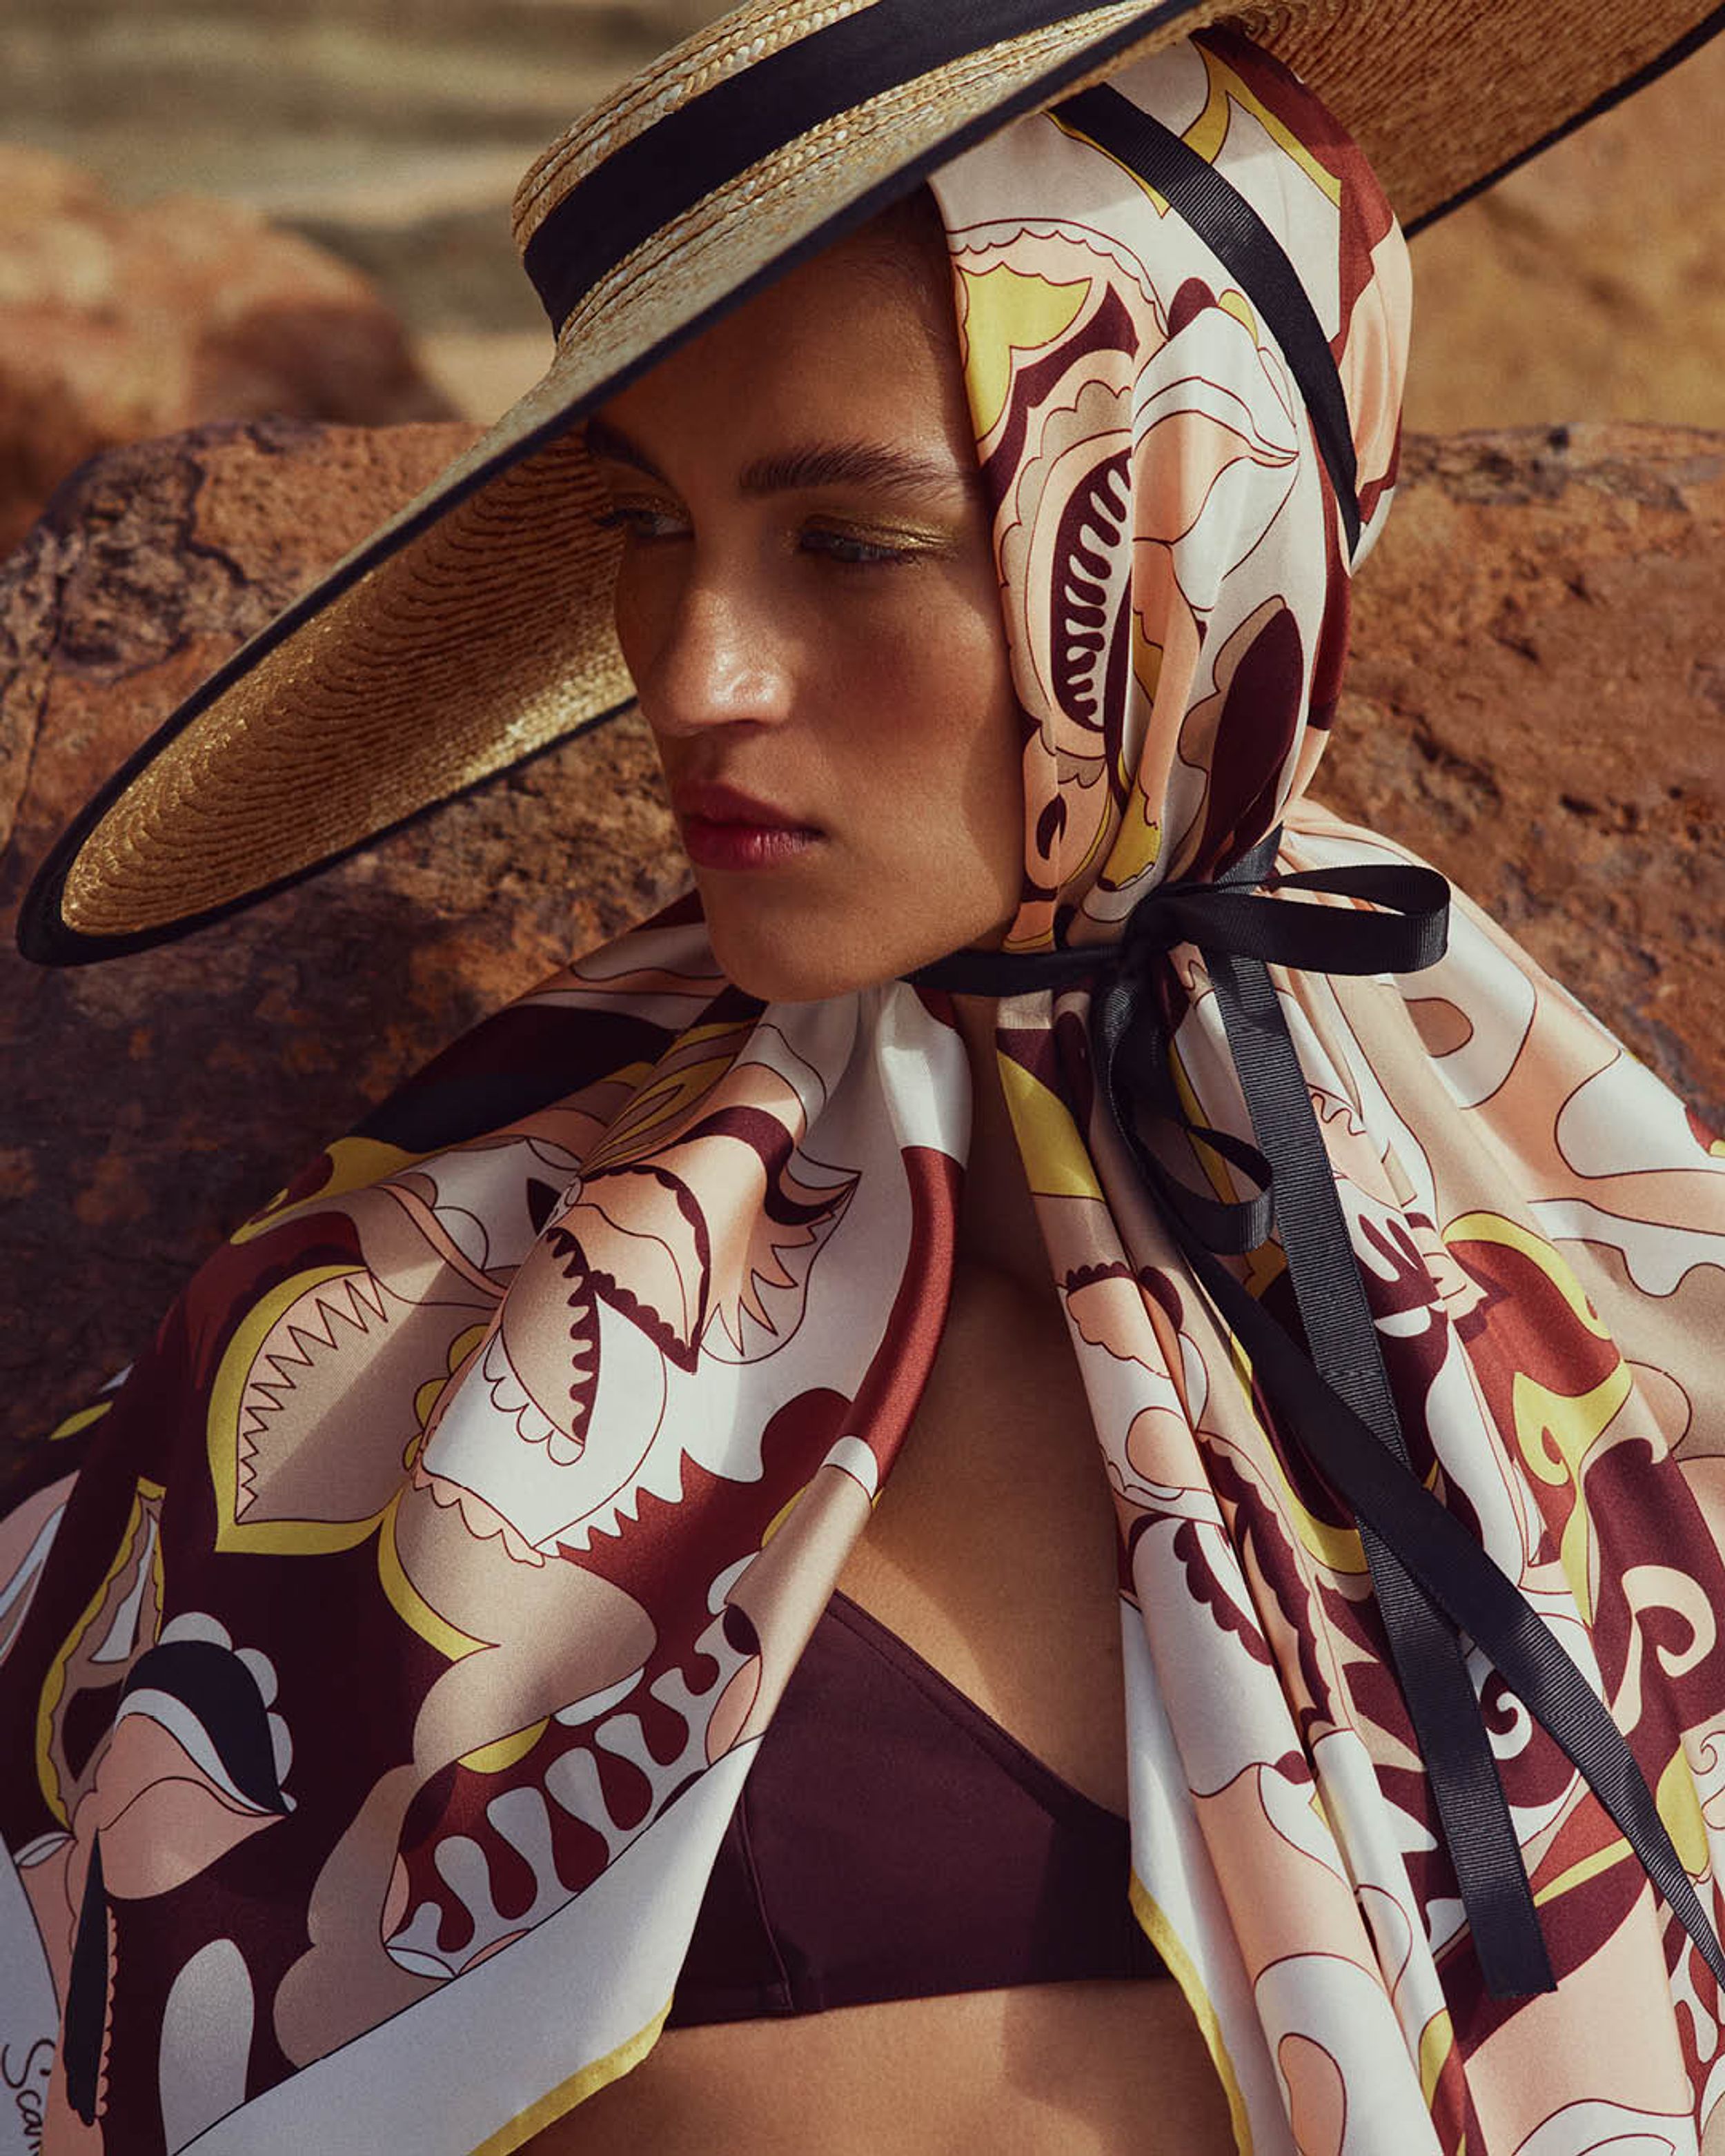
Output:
[
  {"xmin": 523, "ymin": 12, "xmax": 1365, "ymax": 556},
  {"xmin": 523, "ymin": 0, "xmax": 1201, "ymax": 337}
]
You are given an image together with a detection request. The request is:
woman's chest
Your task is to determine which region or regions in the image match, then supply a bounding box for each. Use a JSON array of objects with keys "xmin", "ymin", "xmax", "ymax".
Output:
[
  {"xmin": 834, "ymin": 1260, "xmax": 1130, "ymax": 1814},
  {"xmin": 524, "ymin": 1268, "xmax": 1243, "ymax": 2156}
]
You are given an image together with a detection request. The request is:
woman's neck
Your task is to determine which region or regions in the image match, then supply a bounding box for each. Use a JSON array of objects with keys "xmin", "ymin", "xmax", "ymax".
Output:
[{"xmin": 949, "ymin": 993, "xmax": 1057, "ymax": 1300}]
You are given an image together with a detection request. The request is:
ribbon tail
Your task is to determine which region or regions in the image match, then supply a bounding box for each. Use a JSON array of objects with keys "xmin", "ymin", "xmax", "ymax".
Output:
[
  {"xmin": 1187, "ymin": 942, "xmax": 1719, "ymax": 1995},
  {"xmin": 1201, "ymin": 942, "xmax": 1551, "ymax": 1995},
  {"xmin": 909, "ymin": 824, "xmax": 1725, "ymax": 1995},
  {"xmin": 1183, "ymin": 1225, "xmax": 1725, "ymax": 1994}
]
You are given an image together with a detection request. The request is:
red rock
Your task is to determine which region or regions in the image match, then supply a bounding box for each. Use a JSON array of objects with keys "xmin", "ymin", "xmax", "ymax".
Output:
[
  {"xmin": 0, "ymin": 148, "xmax": 453, "ymax": 556},
  {"xmin": 1321, "ymin": 424, "xmax": 1724, "ymax": 1130},
  {"xmin": 0, "ymin": 417, "xmax": 1719, "ymax": 1481}
]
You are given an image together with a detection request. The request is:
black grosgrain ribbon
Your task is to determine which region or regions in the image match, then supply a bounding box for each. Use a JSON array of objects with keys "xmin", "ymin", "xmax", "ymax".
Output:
[
  {"xmin": 909, "ymin": 831, "xmax": 1725, "ymax": 1999},
  {"xmin": 1054, "ymin": 84, "xmax": 1362, "ymax": 559}
]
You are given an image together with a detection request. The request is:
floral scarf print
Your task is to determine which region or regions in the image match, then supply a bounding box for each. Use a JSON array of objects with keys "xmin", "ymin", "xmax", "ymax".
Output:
[{"xmin": 5, "ymin": 28, "xmax": 1725, "ymax": 2155}]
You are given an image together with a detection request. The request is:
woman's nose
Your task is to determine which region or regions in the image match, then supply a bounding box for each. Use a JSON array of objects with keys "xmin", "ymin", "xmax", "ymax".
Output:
[{"xmin": 633, "ymin": 572, "xmax": 795, "ymax": 738}]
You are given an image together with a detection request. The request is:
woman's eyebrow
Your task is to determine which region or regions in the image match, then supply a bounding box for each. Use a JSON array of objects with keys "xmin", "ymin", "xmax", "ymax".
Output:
[
  {"xmin": 583, "ymin": 416, "xmax": 974, "ymax": 500},
  {"xmin": 739, "ymin": 440, "xmax": 976, "ymax": 500}
]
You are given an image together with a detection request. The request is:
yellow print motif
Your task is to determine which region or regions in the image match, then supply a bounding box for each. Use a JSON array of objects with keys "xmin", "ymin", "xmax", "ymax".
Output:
[
  {"xmin": 954, "ymin": 261, "xmax": 1089, "ymax": 438},
  {"xmin": 580, "ymin": 1027, "xmax": 749, "ymax": 1175},
  {"xmin": 1450, "ymin": 1209, "xmax": 1628, "ymax": 1625},
  {"xmin": 35, "ymin": 1476, "xmax": 165, "ymax": 1823},
  {"xmin": 1183, "ymin": 46, "xmax": 1343, "ymax": 208},
  {"xmin": 1512, "ymin": 1358, "xmax": 1635, "ymax": 1626}
]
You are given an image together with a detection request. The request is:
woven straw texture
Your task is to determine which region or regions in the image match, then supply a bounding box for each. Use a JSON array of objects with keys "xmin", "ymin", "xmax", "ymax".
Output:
[{"xmin": 61, "ymin": 0, "xmax": 1229, "ymax": 939}]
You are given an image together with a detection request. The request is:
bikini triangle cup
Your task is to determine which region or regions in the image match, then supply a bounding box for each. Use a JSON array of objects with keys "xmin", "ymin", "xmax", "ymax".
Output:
[
  {"xmin": 669, "ymin": 1590, "xmax": 1165, "ymax": 2022},
  {"xmin": 8, "ymin": 23, "xmax": 1725, "ymax": 2156}
]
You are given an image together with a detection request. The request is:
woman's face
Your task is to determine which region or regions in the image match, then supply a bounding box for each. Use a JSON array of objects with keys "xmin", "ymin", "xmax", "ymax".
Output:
[{"xmin": 588, "ymin": 209, "xmax": 1025, "ymax": 1004}]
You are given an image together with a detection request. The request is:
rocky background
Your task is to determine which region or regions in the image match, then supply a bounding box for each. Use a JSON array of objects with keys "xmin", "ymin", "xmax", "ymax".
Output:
[
  {"xmin": 0, "ymin": 7, "xmax": 1721, "ymax": 1463},
  {"xmin": 3, "ymin": 3, "xmax": 1722, "ymax": 496}
]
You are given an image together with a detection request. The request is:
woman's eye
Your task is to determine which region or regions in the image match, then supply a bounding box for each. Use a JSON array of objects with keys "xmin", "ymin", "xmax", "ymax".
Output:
[
  {"xmin": 594, "ymin": 506, "xmax": 918, "ymax": 565},
  {"xmin": 801, "ymin": 528, "xmax": 916, "ymax": 567},
  {"xmin": 593, "ymin": 504, "xmax": 687, "ymax": 543}
]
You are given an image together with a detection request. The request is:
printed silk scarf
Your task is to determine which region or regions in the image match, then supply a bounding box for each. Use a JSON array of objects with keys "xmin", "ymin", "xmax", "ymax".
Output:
[{"xmin": 5, "ymin": 30, "xmax": 1725, "ymax": 2155}]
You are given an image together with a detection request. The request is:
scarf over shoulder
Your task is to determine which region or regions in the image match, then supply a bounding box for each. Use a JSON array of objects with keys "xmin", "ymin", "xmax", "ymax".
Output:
[{"xmin": 4, "ymin": 30, "xmax": 1725, "ymax": 2155}]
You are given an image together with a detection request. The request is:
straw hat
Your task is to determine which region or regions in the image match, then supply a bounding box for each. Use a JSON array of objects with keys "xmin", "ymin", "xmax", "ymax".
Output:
[{"xmin": 17, "ymin": 0, "xmax": 1723, "ymax": 963}]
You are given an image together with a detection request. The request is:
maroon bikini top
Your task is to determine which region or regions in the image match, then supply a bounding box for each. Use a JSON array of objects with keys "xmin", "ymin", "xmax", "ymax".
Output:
[{"xmin": 669, "ymin": 1590, "xmax": 1167, "ymax": 2025}]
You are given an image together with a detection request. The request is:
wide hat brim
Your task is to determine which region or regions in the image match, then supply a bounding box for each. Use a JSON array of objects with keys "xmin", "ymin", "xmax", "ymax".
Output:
[{"xmin": 19, "ymin": 0, "xmax": 1725, "ymax": 963}]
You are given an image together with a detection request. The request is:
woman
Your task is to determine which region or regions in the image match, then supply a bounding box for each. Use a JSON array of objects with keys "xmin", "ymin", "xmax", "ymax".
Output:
[
  {"xmin": 552, "ymin": 187, "xmax": 1235, "ymax": 2156},
  {"xmin": 5, "ymin": 5, "xmax": 1725, "ymax": 2153}
]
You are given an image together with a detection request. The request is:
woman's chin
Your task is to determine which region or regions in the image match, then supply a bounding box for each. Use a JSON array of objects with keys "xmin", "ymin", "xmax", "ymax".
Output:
[
  {"xmin": 702, "ymin": 910, "xmax": 919, "ymax": 1005},
  {"xmin": 706, "ymin": 929, "xmax": 887, "ymax": 1005},
  {"xmin": 698, "ymin": 878, "xmax": 1017, "ymax": 1005}
]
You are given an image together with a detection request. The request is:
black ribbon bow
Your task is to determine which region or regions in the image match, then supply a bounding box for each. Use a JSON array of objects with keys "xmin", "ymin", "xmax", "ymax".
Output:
[{"xmin": 910, "ymin": 828, "xmax": 1725, "ymax": 1999}]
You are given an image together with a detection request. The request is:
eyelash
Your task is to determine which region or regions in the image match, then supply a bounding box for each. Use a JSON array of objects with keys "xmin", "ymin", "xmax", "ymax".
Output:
[{"xmin": 592, "ymin": 505, "xmax": 916, "ymax": 568}]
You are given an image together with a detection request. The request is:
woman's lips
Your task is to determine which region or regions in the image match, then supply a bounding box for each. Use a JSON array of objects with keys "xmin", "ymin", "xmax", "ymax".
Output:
[
  {"xmin": 681, "ymin": 818, "xmax": 822, "ymax": 871},
  {"xmin": 672, "ymin": 784, "xmax": 822, "ymax": 872}
]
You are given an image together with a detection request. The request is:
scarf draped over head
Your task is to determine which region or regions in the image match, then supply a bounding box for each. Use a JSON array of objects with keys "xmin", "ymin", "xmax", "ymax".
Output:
[{"xmin": 6, "ymin": 30, "xmax": 1725, "ymax": 2155}]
